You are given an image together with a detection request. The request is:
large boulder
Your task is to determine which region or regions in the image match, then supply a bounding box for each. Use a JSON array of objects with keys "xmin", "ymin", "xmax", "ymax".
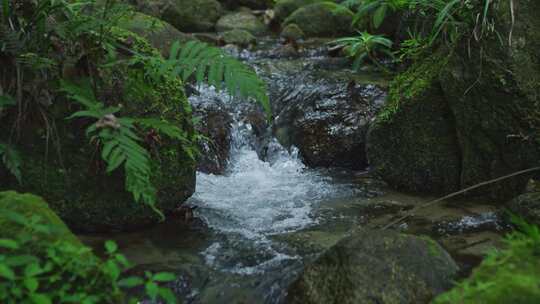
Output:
[
  {"xmin": 283, "ymin": 2, "xmax": 353, "ymax": 37},
  {"xmin": 216, "ymin": 11, "xmax": 267, "ymax": 36},
  {"xmin": 221, "ymin": 29, "xmax": 256, "ymax": 48},
  {"xmin": 286, "ymin": 230, "xmax": 459, "ymax": 304},
  {"xmin": 0, "ymin": 30, "xmax": 196, "ymax": 232},
  {"xmin": 274, "ymin": 80, "xmax": 386, "ymax": 169},
  {"xmin": 367, "ymin": 53, "xmax": 462, "ymax": 194},
  {"xmin": 368, "ymin": 1, "xmax": 540, "ymax": 200},
  {"xmin": 131, "ymin": 0, "xmax": 223, "ymax": 32}
]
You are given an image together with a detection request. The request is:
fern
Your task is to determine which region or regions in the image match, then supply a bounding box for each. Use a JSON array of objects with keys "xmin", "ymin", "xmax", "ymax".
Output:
[
  {"xmin": 0, "ymin": 143, "xmax": 22, "ymax": 184},
  {"xmin": 60, "ymin": 80, "xmax": 165, "ymax": 219},
  {"xmin": 147, "ymin": 40, "xmax": 272, "ymax": 119}
]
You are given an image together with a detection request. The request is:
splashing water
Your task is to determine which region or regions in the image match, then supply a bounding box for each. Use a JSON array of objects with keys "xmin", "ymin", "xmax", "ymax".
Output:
[{"xmin": 188, "ymin": 86, "xmax": 357, "ymax": 275}]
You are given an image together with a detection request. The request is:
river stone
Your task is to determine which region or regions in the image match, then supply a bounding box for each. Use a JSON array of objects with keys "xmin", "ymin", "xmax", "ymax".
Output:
[
  {"xmin": 221, "ymin": 29, "xmax": 256, "ymax": 47},
  {"xmin": 507, "ymin": 192, "xmax": 540, "ymax": 226},
  {"xmin": 216, "ymin": 11, "xmax": 267, "ymax": 36},
  {"xmin": 286, "ymin": 230, "xmax": 459, "ymax": 304},
  {"xmin": 131, "ymin": 0, "xmax": 223, "ymax": 32},
  {"xmin": 219, "ymin": 0, "xmax": 273, "ymax": 9},
  {"xmin": 283, "ymin": 2, "xmax": 353, "ymax": 37},
  {"xmin": 280, "ymin": 23, "xmax": 305, "ymax": 41},
  {"xmin": 273, "ymin": 77, "xmax": 386, "ymax": 169}
]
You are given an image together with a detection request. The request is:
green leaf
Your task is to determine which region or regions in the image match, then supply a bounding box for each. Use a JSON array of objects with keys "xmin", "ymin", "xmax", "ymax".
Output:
[
  {"xmin": 158, "ymin": 287, "xmax": 177, "ymax": 304},
  {"xmin": 153, "ymin": 272, "xmax": 176, "ymax": 282},
  {"xmin": 30, "ymin": 293, "xmax": 52, "ymax": 304},
  {"xmin": 373, "ymin": 4, "xmax": 388, "ymax": 28},
  {"xmin": 0, "ymin": 264, "xmax": 15, "ymax": 280},
  {"xmin": 0, "ymin": 143, "xmax": 22, "ymax": 184},
  {"xmin": 105, "ymin": 240, "xmax": 118, "ymax": 254},
  {"xmin": 118, "ymin": 276, "xmax": 145, "ymax": 288},
  {"xmin": 0, "ymin": 94, "xmax": 16, "ymax": 108},
  {"xmin": 0, "ymin": 239, "xmax": 19, "ymax": 249},
  {"xmin": 145, "ymin": 282, "xmax": 159, "ymax": 300},
  {"xmin": 24, "ymin": 263, "xmax": 44, "ymax": 277},
  {"xmin": 24, "ymin": 277, "xmax": 39, "ymax": 292}
]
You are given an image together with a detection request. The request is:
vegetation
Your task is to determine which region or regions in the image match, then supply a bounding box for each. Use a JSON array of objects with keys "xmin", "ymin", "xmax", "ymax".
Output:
[
  {"xmin": 0, "ymin": 0, "xmax": 270, "ymax": 213},
  {"xmin": 434, "ymin": 217, "xmax": 540, "ymax": 303}
]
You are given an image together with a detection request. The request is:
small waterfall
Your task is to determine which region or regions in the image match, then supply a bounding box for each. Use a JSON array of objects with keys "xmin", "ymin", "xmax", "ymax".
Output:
[{"xmin": 188, "ymin": 85, "xmax": 357, "ymax": 275}]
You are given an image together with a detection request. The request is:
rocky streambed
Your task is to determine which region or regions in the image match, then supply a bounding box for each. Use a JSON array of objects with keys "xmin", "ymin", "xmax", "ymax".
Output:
[{"xmin": 80, "ymin": 38, "xmax": 512, "ymax": 303}]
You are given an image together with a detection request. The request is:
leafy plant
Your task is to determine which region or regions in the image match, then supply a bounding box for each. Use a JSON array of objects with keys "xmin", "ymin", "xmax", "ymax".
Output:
[
  {"xmin": 0, "ymin": 143, "xmax": 22, "ymax": 184},
  {"xmin": 0, "ymin": 207, "xmax": 178, "ymax": 304},
  {"xmin": 330, "ymin": 32, "xmax": 394, "ymax": 72},
  {"xmin": 433, "ymin": 216, "xmax": 540, "ymax": 303},
  {"xmin": 146, "ymin": 40, "xmax": 271, "ymax": 119}
]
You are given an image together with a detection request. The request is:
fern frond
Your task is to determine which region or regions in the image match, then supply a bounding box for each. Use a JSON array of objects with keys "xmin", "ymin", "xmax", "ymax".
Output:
[
  {"xmin": 60, "ymin": 80, "xmax": 161, "ymax": 217},
  {"xmin": 153, "ymin": 40, "xmax": 272, "ymax": 119},
  {"xmin": 133, "ymin": 118, "xmax": 188, "ymax": 142},
  {"xmin": 0, "ymin": 143, "xmax": 22, "ymax": 184}
]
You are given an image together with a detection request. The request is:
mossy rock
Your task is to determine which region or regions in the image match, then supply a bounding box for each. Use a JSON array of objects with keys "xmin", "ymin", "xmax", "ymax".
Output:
[
  {"xmin": 219, "ymin": 0, "xmax": 273, "ymax": 10},
  {"xmin": 132, "ymin": 0, "xmax": 223, "ymax": 32},
  {"xmin": 437, "ymin": 0, "xmax": 540, "ymax": 200},
  {"xmin": 367, "ymin": 52, "xmax": 462, "ymax": 194},
  {"xmin": 286, "ymin": 230, "xmax": 458, "ymax": 304},
  {"xmin": 0, "ymin": 29, "xmax": 196, "ymax": 232},
  {"xmin": 280, "ymin": 23, "xmax": 305, "ymax": 41},
  {"xmin": 274, "ymin": 0, "xmax": 331, "ymax": 24},
  {"xmin": 0, "ymin": 191, "xmax": 81, "ymax": 246},
  {"xmin": 216, "ymin": 11, "xmax": 267, "ymax": 36},
  {"xmin": 283, "ymin": 2, "xmax": 353, "ymax": 37},
  {"xmin": 221, "ymin": 29, "xmax": 256, "ymax": 47},
  {"xmin": 119, "ymin": 12, "xmax": 194, "ymax": 56}
]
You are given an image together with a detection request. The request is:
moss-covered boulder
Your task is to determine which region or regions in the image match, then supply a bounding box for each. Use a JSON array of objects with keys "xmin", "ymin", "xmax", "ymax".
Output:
[
  {"xmin": 367, "ymin": 52, "xmax": 462, "ymax": 194},
  {"xmin": 286, "ymin": 230, "xmax": 458, "ymax": 304},
  {"xmin": 221, "ymin": 29, "xmax": 256, "ymax": 47},
  {"xmin": 131, "ymin": 0, "xmax": 223, "ymax": 32},
  {"xmin": 0, "ymin": 30, "xmax": 196, "ymax": 232},
  {"xmin": 283, "ymin": 2, "xmax": 353, "ymax": 37},
  {"xmin": 119, "ymin": 12, "xmax": 194, "ymax": 56},
  {"xmin": 0, "ymin": 191, "xmax": 81, "ymax": 245},
  {"xmin": 216, "ymin": 11, "xmax": 267, "ymax": 36},
  {"xmin": 438, "ymin": 0, "xmax": 540, "ymax": 199},
  {"xmin": 280, "ymin": 23, "xmax": 305, "ymax": 41},
  {"xmin": 507, "ymin": 192, "xmax": 540, "ymax": 226},
  {"xmin": 367, "ymin": 1, "xmax": 540, "ymax": 200},
  {"xmin": 274, "ymin": 0, "xmax": 329, "ymax": 24}
]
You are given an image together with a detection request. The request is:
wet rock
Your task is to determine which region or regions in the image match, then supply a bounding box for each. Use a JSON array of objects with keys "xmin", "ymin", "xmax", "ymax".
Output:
[
  {"xmin": 274, "ymin": 0, "xmax": 329, "ymax": 24},
  {"xmin": 356, "ymin": 199, "xmax": 413, "ymax": 217},
  {"xmin": 367, "ymin": 52, "xmax": 462, "ymax": 194},
  {"xmin": 131, "ymin": 0, "xmax": 223, "ymax": 32},
  {"xmin": 367, "ymin": 1, "xmax": 540, "ymax": 200},
  {"xmin": 220, "ymin": 29, "xmax": 256, "ymax": 48},
  {"xmin": 283, "ymin": 2, "xmax": 353, "ymax": 37},
  {"xmin": 191, "ymin": 98, "xmax": 233, "ymax": 175},
  {"xmin": 273, "ymin": 78, "xmax": 386, "ymax": 170},
  {"xmin": 280, "ymin": 23, "xmax": 305, "ymax": 41},
  {"xmin": 286, "ymin": 230, "xmax": 459, "ymax": 304},
  {"xmin": 216, "ymin": 11, "xmax": 267, "ymax": 36},
  {"xmin": 507, "ymin": 192, "xmax": 540, "ymax": 226}
]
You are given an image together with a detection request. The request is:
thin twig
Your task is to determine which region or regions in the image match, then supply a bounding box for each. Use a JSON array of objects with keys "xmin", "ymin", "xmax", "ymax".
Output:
[{"xmin": 383, "ymin": 167, "xmax": 540, "ymax": 230}]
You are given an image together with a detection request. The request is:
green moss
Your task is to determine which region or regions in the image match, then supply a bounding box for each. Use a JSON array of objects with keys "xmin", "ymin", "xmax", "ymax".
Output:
[
  {"xmin": 0, "ymin": 191, "xmax": 81, "ymax": 246},
  {"xmin": 283, "ymin": 2, "xmax": 353, "ymax": 37}
]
